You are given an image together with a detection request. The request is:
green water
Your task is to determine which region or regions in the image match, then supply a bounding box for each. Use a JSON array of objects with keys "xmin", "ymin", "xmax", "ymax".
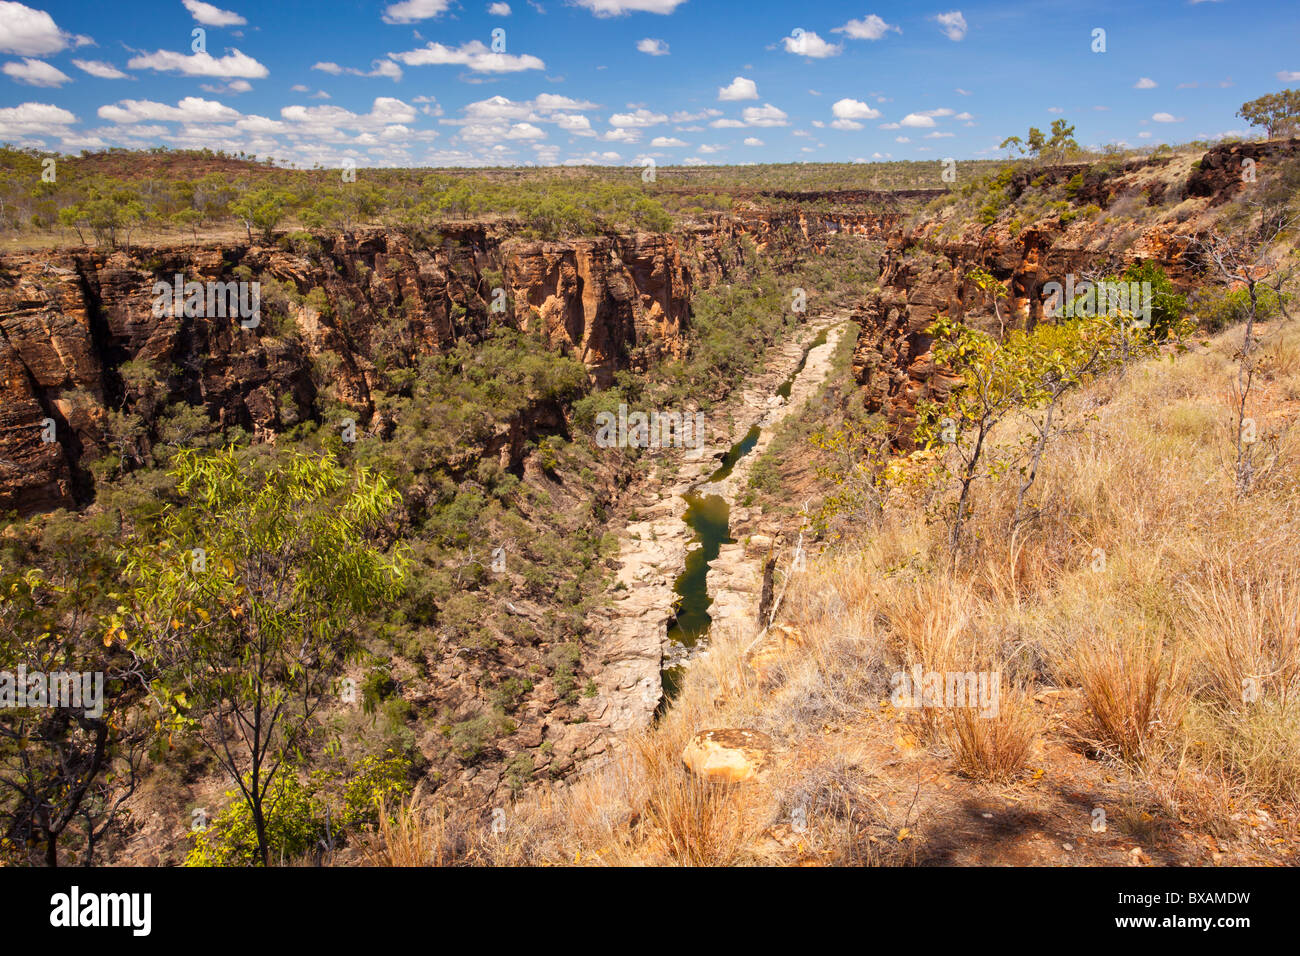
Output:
[
  {"xmin": 659, "ymin": 327, "xmax": 831, "ymax": 705},
  {"xmin": 708, "ymin": 425, "xmax": 759, "ymax": 484},
  {"xmin": 776, "ymin": 327, "xmax": 828, "ymax": 400},
  {"xmin": 660, "ymin": 426, "xmax": 758, "ymax": 701}
]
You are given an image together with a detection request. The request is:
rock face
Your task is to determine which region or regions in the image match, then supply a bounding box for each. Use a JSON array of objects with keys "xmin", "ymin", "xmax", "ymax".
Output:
[
  {"xmin": 0, "ymin": 227, "xmax": 729, "ymax": 515},
  {"xmin": 681, "ymin": 728, "xmax": 775, "ymax": 784},
  {"xmin": 847, "ymin": 142, "xmax": 1294, "ymax": 445}
]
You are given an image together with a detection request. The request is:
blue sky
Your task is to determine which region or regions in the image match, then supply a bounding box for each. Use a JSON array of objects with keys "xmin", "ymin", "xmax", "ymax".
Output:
[{"xmin": 1, "ymin": 0, "xmax": 1297, "ymax": 167}]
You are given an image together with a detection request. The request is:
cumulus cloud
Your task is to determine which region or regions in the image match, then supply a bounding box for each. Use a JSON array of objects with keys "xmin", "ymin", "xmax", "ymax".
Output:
[
  {"xmin": 1278, "ymin": 70, "xmax": 1300, "ymax": 82},
  {"xmin": 718, "ymin": 75, "xmax": 757, "ymax": 101},
  {"xmin": 573, "ymin": 0, "xmax": 687, "ymax": 15},
  {"xmin": 72, "ymin": 59, "xmax": 127, "ymax": 79},
  {"xmin": 610, "ymin": 107, "xmax": 667, "ymax": 127},
  {"xmin": 0, "ymin": 2, "xmax": 85, "ymax": 56},
  {"xmin": 833, "ymin": 14, "xmax": 899, "ymax": 40},
  {"xmin": 382, "ymin": 0, "xmax": 451, "ymax": 23},
  {"xmin": 182, "ymin": 0, "xmax": 247, "ymax": 26},
  {"xmin": 313, "ymin": 59, "xmax": 403, "ymax": 80},
  {"xmin": 128, "ymin": 48, "xmax": 269, "ymax": 78},
  {"xmin": 99, "ymin": 96, "xmax": 241, "ymax": 124},
  {"xmin": 0, "ymin": 100, "xmax": 76, "ymax": 140},
  {"xmin": 650, "ymin": 135, "xmax": 686, "ymax": 146},
  {"xmin": 1134, "ymin": 77, "xmax": 1157, "ymax": 89},
  {"xmin": 637, "ymin": 38, "xmax": 669, "ymax": 56},
  {"xmin": 488, "ymin": 2, "xmax": 512, "ymax": 13},
  {"xmin": 1152, "ymin": 112, "xmax": 1182, "ymax": 122},
  {"xmin": 783, "ymin": 30, "xmax": 841, "ymax": 58},
  {"xmin": 742, "ymin": 103, "xmax": 788, "ymax": 126},
  {"xmin": 933, "ymin": 11, "xmax": 967, "ymax": 41},
  {"xmin": 3, "ymin": 57, "xmax": 71, "ymax": 86},
  {"xmin": 389, "ymin": 40, "xmax": 544, "ymax": 73},
  {"xmin": 832, "ymin": 98, "xmax": 882, "ymax": 121}
]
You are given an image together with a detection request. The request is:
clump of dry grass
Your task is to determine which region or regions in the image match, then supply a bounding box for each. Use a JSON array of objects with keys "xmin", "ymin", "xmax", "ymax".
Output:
[
  {"xmin": 1070, "ymin": 633, "xmax": 1187, "ymax": 767},
  {"xmin": 945, "ymin": 683, "xmax": 1040, "ymax": 781},
  {"xmin": 632, "ymin": 735, "xmax": 762, "ymax": 866},
  {"xmin": 360, "ymin": 791, "xmax": 464, "ymax": 867}
]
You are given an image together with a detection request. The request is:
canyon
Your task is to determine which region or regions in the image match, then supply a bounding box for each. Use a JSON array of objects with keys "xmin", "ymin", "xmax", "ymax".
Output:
[{"xmin": 2, "ymin": 138, "xmax": 1288, "ymax": 853}]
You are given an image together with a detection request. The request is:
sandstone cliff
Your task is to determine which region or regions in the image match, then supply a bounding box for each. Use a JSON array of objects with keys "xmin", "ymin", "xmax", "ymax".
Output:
[{"xmin": 0, "ymin": 226, "xmax": 738, "ymax": 515}]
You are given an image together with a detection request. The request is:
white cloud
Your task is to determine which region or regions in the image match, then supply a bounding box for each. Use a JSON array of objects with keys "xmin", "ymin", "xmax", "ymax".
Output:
[
  {"xmin": 637, "ymin": 37, "xmax": 669, "ymax": 55},
  {"xmin": 1134, "ymin": 77, "xmax": 1157, "ymax": 89},
  {"xmin": 99, "ymin": 96, "xmax": 241, "ymax": 124},
  {"xmin": 488, "ymin": 2, "xmax": 512, "ymax": 14},
  {"xmin": 933, "ymin": 11, "xmax": 967, "ymax": 41},
  {"xmin": 899, "ymin": 112, "xmax": 936, "ymax": 127},
  {"xmin": 182, "ymin": 0, "xmax": 247, "ymax": 26},
  {"xmin": 72, "ymin": 58, "xmax": 127, "ymax": 79},
  {"xmin": 954, "ymin": 111, "xmax": 972, "ymax": 120},
  {"xmin": 955, "ymin": 87, "xmax": 971, "ymax": 95},
  {"xmin": 0, "ymin": 100, "xmax": 76, "ymax": 140},
  {"xmin": 555, "ymin": 113, "xmax": 594, "ymax": 134},
  {"xmin": 610, "ymin": 107, "xmax": 667, "ymax": 127},
  {"xmin": 697, "ymin": 143, "xmax": 724, "ymax": 153},
  {"xmin": 670, "ymin": 108, "xmax": 720, "ymax": 122},
  {"xmin": 313, "ymin": 59, "xmax": 403, "ymax": 80},
  {"xmin": 783, "ymin": 30, "xmax": 841, "ymax": 58},
  {"xmin": 200, "ymin": 78, "xmax": 253, "ymax": 94},
  {"xmin": 602, "ymin": 127, "xmax": 641, "ymax": 142},
  {"xmin": 534, "ymin": 93, "xmax": 598, "ymax": 110},
  {"xmin": 1138, "ymin": 131, "xmax": 1152, "ymax": 138},
  {"xmin": 3, "ymin": 57, "xmax": 70, "ymax": 86},
  {"xmin": 389, "ymin": 40, "xmax": 544, "ymax": 73},
  {"xmin": 382, "ymin": 0, "xmax": 450, "ymax": 23},
  {"xmin": 573, "ymin": 0, "xmax": 687, "ymax": 15},
  {"xmin": 1278, "ymin": 70, "xmax": 1300, "ymax": 82},
  {"xmin": 832, "ymin": 98, "xmax": 882, "ymax": 120},
  {"xmin": 1152, "ymin": 112, "xmax": 1182, "ymax": 123},
  {"xmin": 650, "ymin": 135, "xmax": 686, "ymax": 146},
  {"xmin": 924, "ymin": 131, "xmax": 953, "ymax": 138},
  {"xmin": 742, "ymin": 103, "xmax": 788, "ymax": 126},
  {"xmin": 895, "ymin": 135, "xmax": 910, "ymax": 142},
  {"xmin": 743, "ymin": 136, "xmax": 763, "ymax": 146},
  {"xmin": 718, "ymin": 75, "xmax": 757, "ymax": 101},
  {"xmin": 128, "ymin": 48, "xmax": 269, "ymax": 78},
  {"xmin": 833, "ymin": 14, "xmax": 899, "ymax": 40},
  {"xmin": 280, "ymin": 97, "xmax": 418, "ymax": 138},
  {"xmin": 0, "ymin": 2, "xmax": 77, "ymax": 56},
  {"xmin": 710, "ymin": 118, "xmax": 745, "ymax": 128}
]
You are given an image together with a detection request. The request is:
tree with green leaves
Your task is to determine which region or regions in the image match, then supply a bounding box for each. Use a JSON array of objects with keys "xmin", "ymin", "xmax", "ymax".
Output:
[
  {"xmin": 230, "ymin": 186, "xmax": 291, "ymax": 242},
  {"xmin": 1237, "ymin": 89, "xmax": 1300, "ymax": 139},
  {"xmin": 111, "ymin": 448, "xmax": 407, "ymax": 865},
  {"xmin": 0, "ymin": 517, "xmax": 151, "ymax": 866},
  {"xmin": 914, "ymin": 311, "xmax": 1148, "ymax": 558}
]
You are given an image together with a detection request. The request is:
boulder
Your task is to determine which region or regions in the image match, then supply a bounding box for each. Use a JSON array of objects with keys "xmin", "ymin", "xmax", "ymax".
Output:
[{"xmin": 681, "ymin": 728, "xmax": 775, "ymax": 784}]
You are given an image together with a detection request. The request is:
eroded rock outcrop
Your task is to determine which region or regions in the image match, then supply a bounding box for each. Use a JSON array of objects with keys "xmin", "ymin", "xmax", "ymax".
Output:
[{"xmin": 0, "ymin": 227, "xmax": 728, "ymax": 514}]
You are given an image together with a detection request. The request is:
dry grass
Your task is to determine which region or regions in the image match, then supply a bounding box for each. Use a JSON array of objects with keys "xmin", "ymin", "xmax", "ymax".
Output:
[
  {"xmin": 1070, "ymin": 633, "xmax": 1187, "ymax": 766},
  {"xmin": 945, "ymin": 683, "xmax": 1040, "ymax": 781},
  {"xmin": 385, "ymin": 315, "xmax": 1300, "ymax": 866}
]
